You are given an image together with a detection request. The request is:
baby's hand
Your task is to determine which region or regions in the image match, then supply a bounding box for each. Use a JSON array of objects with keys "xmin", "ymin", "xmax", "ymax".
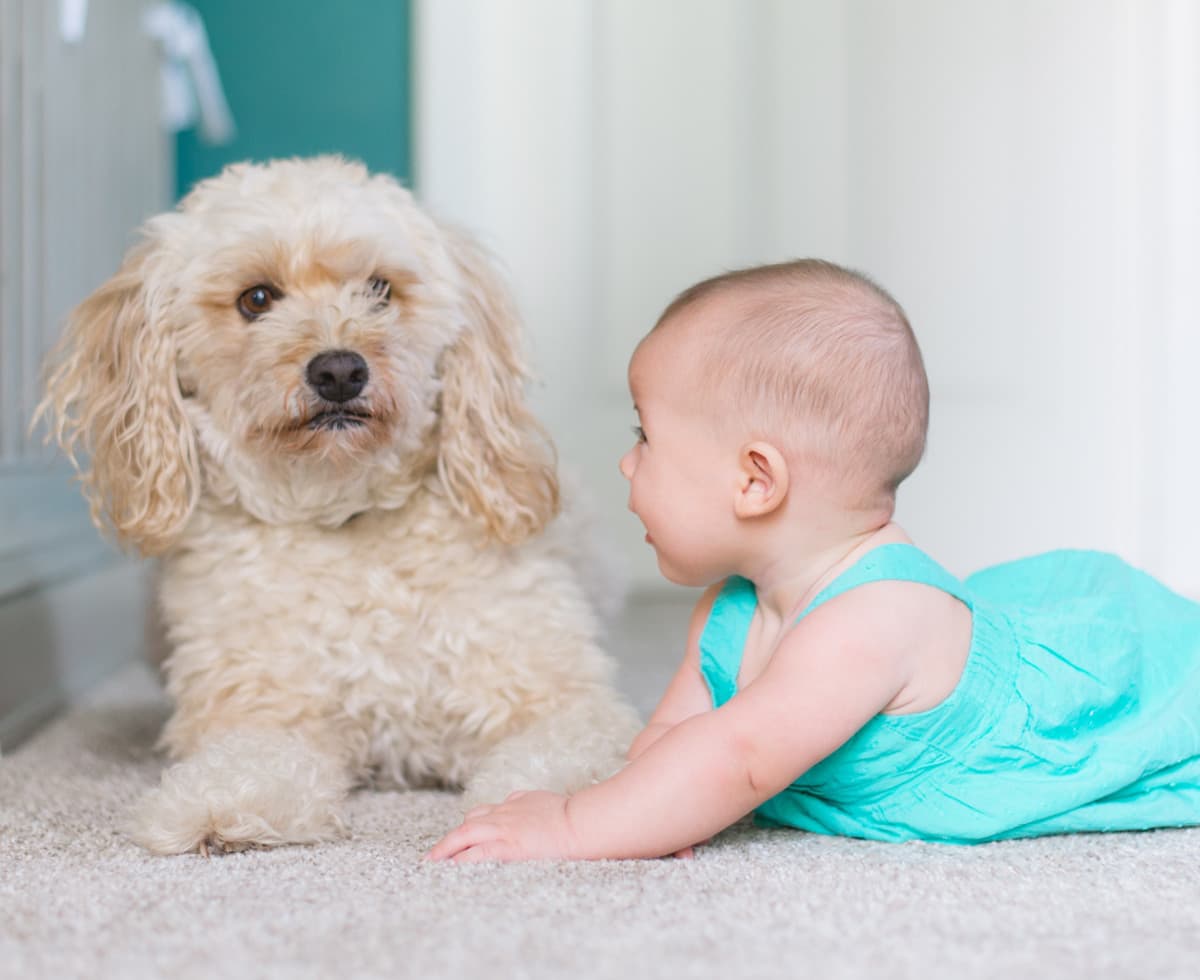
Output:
[{"xmin": 424, "ymin": 791, "xmax": 576, "ymax": 863}]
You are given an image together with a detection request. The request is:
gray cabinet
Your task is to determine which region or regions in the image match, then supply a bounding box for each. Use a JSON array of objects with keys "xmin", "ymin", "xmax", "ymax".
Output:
[{"xmin": 0, "ymin": 0, "xmax": 168, "ymax": 747}]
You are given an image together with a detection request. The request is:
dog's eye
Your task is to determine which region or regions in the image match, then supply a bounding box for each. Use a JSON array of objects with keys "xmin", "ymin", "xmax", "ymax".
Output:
[
  {"xmin": 237, "ymin": 284, "xmax": 278, "ymax": 320},
  {"xmin": 367, "ymin": 276, "xmax": 392, "ymax": 306}
]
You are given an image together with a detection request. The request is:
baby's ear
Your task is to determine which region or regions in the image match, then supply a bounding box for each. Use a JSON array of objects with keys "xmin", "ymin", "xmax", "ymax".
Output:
[
  {"xmin": 35, "ymin": 227, "xmax": 199, "ymax": 556},
  {"xmin": 734, "ymin": 442, "xmax": 789, "ymax": 518}
]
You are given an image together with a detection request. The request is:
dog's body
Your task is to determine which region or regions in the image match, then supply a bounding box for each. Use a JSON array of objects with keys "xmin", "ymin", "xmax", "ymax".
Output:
[{"xmin": 39, "ymin": 157, "xmax": 638, "ymax": 854}]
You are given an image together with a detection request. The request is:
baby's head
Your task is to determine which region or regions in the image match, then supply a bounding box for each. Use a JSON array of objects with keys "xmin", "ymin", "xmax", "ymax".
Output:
[{"xmin": 639, "ymin": 259, "xmax": 928, "ymax": 516}]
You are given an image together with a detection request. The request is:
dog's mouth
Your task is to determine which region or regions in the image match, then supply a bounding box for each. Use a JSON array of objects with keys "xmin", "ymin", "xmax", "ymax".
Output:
[{"xmin": 306, "ymin": 408, "xmax": 372, "ymax": 431}]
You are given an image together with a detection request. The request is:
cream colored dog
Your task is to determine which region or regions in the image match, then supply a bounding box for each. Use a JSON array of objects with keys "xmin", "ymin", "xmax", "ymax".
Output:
[{"xmin": 38, "ymin": 156, "xmax": 638, "ymax": 856}]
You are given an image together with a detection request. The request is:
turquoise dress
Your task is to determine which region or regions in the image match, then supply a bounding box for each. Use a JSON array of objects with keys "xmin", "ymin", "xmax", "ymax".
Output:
[{"xmin": 699, "ymin": 544, "xmax": 1200, "ymax": 843}]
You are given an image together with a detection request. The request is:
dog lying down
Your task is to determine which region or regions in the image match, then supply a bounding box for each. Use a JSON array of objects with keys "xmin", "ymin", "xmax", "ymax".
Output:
[{"xmin": 38, "ymin": 156, "xmax": 640, "ymax": 855}]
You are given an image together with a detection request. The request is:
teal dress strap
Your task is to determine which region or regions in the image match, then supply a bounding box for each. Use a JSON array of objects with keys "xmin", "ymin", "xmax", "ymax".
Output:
[
  {"xmin": 699, "ymin": 544, "xmax": 971, "ymax": 709},
  {"xmin": 797, "ymin": 543, "xmax": 974, "ymax": 620},
  {"xmin": 699, "ymin": 577, "xmax": 758, "ymax": 709}
]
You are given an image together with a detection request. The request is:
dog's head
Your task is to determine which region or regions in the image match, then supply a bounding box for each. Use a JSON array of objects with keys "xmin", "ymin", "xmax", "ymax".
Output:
[{"xmin": 37, "ymin": 156, "xmax": 558, "ymax": 554}]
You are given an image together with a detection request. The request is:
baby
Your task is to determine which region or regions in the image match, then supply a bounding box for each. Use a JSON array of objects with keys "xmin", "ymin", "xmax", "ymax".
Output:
[{"xmin": 427, "ymin": 258, "xmax": 1200, "ymax": 861}]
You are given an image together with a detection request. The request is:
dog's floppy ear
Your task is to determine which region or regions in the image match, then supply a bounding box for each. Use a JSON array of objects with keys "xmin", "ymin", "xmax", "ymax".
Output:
[
  {"xmin": 36, "ymin": 228, "xmax": 198, "ymax": 556},
  {"xmin": 436, "ymin": 230, "xmax": 560, "ymax": 544}
]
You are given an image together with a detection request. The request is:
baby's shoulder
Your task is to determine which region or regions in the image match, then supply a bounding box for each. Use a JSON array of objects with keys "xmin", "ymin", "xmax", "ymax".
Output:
[
  {"xmin": 797, "ymin": 577, "xmax": 972, "ymax": 713},
  {"xmin": 803, "ymin": 575, "xmax": 967, "ymax": 643}
]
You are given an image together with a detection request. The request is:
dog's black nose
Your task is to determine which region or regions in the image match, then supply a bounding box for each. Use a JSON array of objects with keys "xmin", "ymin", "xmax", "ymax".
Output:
[{"xmin": 305, "ymin": 350, "xmax": 369, "ymax": 403}]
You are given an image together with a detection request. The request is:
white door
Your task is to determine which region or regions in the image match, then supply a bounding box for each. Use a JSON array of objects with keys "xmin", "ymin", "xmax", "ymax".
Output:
[{"xmin": 419, "ymin": 0, "xmax": 1200, "ymax": 594}]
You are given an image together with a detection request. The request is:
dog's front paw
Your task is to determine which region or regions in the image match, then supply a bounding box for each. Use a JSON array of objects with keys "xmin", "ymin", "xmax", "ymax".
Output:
[
  {"xmin": 132, "ymin": 731, "xmax": 353, "ymax": 855},
  {"xmin": 463, "ymin": 694, "xmax": 641, "ymax": 807}
]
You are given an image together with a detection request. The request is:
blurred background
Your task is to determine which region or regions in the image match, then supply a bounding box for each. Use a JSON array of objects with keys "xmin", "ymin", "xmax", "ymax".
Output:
[{"xmin": 2, "ymin": 0, "xmax": 1198, "ymax": 741}]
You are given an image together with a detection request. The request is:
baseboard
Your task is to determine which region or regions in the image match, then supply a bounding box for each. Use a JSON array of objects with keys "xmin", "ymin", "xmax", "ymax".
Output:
[{"xmin": 0, "ymin": 558, "xmax": 150, "ymax": 752}]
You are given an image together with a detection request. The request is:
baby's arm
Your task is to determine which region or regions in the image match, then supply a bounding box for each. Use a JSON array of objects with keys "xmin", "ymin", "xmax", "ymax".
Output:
[
  {"xmin": 626, "ymin": 584, "xmax": 721, "ymax": 762},
  {"xmin": 427, "ymin": 583, "xmax": 914, "ymax": 862}
]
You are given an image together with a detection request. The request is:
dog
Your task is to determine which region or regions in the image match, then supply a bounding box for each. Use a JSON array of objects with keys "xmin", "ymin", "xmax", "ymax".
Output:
[{"xmin": 37, "ymin": 156, "xmax": 639, "ymax": 855}]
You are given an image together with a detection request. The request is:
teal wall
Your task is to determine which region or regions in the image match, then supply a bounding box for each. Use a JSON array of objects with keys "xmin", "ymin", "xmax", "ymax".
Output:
[{"xmin": 176, "ymin": 0, "xmax": 412, "ymax": 198}]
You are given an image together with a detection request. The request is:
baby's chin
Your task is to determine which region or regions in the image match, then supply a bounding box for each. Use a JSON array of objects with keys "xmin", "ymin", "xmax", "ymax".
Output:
[{"xmin": 652, "ymin": 553, "xmax": 714, "ymax": 590}]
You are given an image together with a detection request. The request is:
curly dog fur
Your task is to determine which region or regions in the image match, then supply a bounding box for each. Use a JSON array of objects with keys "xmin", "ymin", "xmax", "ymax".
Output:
[{"xmin": 37, "ymin": 156, "xmax": 638, "ymax": 855}]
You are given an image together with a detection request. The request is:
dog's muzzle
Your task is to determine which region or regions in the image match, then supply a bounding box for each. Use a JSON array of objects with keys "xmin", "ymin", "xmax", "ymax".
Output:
[
  {"xmin": 306, "ymin": 349, "xmax": 368, "ymax": 403},
  {"xmin": 304, "ymin": 349, "xmax": 372, "ymax": 430}
]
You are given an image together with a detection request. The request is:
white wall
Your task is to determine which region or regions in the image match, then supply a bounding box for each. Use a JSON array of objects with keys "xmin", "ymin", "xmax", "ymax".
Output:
[{"xmin": 417, "ymin": 0, "xmax": 1200, "ymax": 595}]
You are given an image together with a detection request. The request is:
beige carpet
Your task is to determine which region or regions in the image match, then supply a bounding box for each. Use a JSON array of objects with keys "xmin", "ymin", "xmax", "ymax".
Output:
[{"xmin": 3, "ymin": 595, "xmax": 1200, "ymax": 980}]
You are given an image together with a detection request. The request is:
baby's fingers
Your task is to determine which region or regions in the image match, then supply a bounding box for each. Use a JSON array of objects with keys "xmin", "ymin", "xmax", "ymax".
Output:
[
  {"xmin": 450, "ymin": 842, "xmax": 515, "ymax": 864},
  {"xmin": 464, "ymin": 804, "xmax": 495, "ymax": 821},
  {"xmin": 424, "ymin": 819, "xmax": 499, "ymax": 862}
]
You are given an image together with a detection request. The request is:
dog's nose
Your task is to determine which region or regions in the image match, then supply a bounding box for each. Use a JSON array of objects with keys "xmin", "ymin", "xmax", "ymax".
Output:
[{"xmin": 305, "ymin": 350, "xmax": 369, "ymax": 403}]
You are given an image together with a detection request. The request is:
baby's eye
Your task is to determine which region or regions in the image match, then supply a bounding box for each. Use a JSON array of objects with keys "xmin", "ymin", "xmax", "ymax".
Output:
[{"xmin": 631, "ymin": 425, "xmax": 646, "ymax": 444}]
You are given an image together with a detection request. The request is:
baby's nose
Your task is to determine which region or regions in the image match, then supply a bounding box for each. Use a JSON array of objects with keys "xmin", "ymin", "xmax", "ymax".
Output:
[{"xmin": 618, "ymin": 449, "xmax": 635, "ymax": 480}]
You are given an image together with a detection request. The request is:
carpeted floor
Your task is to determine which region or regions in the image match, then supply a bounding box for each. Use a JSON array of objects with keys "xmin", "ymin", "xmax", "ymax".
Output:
[{"xmin": 3, "ymin": 594, "xmax": 1200, "ymax": 980}]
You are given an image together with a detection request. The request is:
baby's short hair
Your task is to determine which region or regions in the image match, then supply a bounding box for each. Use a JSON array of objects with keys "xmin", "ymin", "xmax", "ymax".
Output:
[{"xmin": 657, "ymin": 259, "xmax": 928, "ymax": 508}]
